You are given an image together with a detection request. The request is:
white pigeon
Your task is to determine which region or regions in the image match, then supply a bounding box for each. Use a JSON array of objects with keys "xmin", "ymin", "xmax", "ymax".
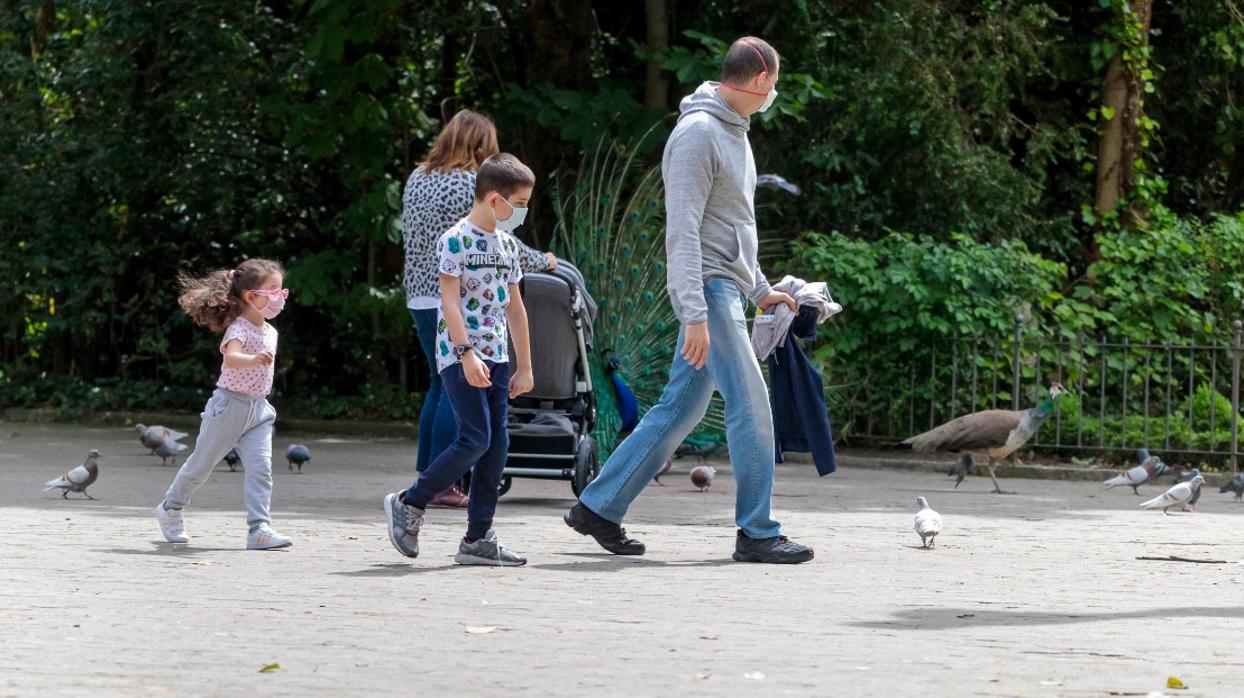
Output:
[
  {"xmin": 1139, "ymin": 475, "xmax": 1206, "ymax": 515},
  {"xmin": 44, "ymin": 450, "xmax": 102, "ymax": 500},
  {"xmin": 914, "ymin": 496, "xmax": 942, "ymax": 548},
  {"xmin": 1103, "ymin": 453, "xmax": 1170, "ymax": 495}
]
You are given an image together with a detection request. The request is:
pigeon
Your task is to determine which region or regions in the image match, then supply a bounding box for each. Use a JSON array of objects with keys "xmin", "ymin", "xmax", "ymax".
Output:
[
  {"xmin": 154, "ymin": 436, "xmax": 188, "ymax": 467},
  {"xmin": 222, "ymin": 449, "xmax": 242, "ymax": 472},
  {"xmin": 1103, "ymin": 449, "xmax": 1172, "ymax": 495},
  {"xmin": 756, "ymin": 173, "xmax": 801, "ymax": 196},
  {"xmin": 1219, "ymin": 472, "xmax": 1244, "ymax": 501},
  {"xmin": 690, "ymin": 464, "xmax": 715, "ymax": 492},
  {"xmin": 1181, "ymin": 468, "xmax": 1204, "ymax": 508},
  {"xmin": 913, "ymin": 496, "xmax": 942, "ymax": 549},
  {"xmin": 1139, "ymin": 475, "xmax": 1206, "ymax": 515},
  {"xmin": 136, "ymin": 424, "xmax": 187, "ymax": 455},
  {"xmin": 653, "ymin": 458, "xmax": 673, "ymax": 486},
  {"xmin": 287, "ymin": 444, "xmax": 311, "ymax": 473},
  {"xmin": 44, "ymin": 450, "xmax": 101, "ymax": 500},
  {"xmin": 674, "ymin": 436, "xmax": 722, "ymax": 463}
]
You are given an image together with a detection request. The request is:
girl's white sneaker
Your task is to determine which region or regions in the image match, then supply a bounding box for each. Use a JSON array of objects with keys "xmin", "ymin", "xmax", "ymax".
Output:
[
  {"xmin": 247, "ymin": 524, "xmax": 292, "ymax": 550},
  {"xmin": 154, "ymin": 502, "xmax": 188, "ymax": 544}
]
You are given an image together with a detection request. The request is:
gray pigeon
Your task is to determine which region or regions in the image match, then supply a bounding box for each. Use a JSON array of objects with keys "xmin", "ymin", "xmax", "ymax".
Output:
[
  {"xmin": 756, "ymin": 173, "xmax": 801, "ymax": 196},
  {"xmin": 652, "ymin": 458, "xmax": 673, "ymax": 486},
  {"xmin": 1181, "ymin": 468, "xmax": 1204, "ymax": 508},
  {"xmin": 1103, "ymin": 449, "xmax": 1171, "ymax": 495},
  {"xmin": 1219, "ymin": 472, "xmax": 1244, "ymax": 501},
  {"xmin": 44, "ymin": 450, "xmax": 101, "ymax": 499},
  {"xmin": 287, "ymin": 444, "xmax": 311, "ymax": 473},
  {"xmin": 1140, "ymin": 475, "xmax": 1205, "ymax": 514},
  {"xmin": 222, "ymin": 449, "xmax": 241, "ymax": 472},
  {"xmin": 914, "ymin": 496, "xmax": 942, "ymax": 549},
  {"xmin": 154, "ymin": 437, "xmax": 188, "ymax": 467},
  {"xmin": 136, "ymin": 424, "xmax": 187, "ymax": 455},
  {"xmin": 690, "ymin": 464, "xmax": 716, "ymax": 492}
]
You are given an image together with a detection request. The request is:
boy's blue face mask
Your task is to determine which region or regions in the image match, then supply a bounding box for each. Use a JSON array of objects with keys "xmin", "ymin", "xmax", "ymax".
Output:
[{"xmin": 492, "ymin": 195, "xmax": 527, "ymax": 233}]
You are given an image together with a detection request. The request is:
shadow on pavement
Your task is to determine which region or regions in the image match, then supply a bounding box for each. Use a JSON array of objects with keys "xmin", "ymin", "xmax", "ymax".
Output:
[{"xmin": 851, "ymin": 605, "xmax": 1244, "ymax": 630}]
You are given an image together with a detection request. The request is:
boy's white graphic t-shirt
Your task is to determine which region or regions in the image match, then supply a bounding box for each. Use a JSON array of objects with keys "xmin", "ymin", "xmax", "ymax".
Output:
[{"xmin": 434, "ymin": 218, "xmax": 524, "ymax": 372}]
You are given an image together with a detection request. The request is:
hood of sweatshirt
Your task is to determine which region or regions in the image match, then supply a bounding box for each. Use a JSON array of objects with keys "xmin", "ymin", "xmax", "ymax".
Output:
[{"xmin": 677, "ymin": 81, "xmax": 750, "ymax": 133}]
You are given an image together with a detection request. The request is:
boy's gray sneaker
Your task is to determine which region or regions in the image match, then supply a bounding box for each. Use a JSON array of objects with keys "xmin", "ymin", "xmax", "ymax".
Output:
[
  {"xmin": 454, "ymin": 529, "xmax": 527, "ymax": 566},
  {"xmin": 732, "ymin": 530, "xmax": 814, "ymax": 564},
  {"xmin": 384, "ymin": 490, "xmax": 424, "ymax": 558}
]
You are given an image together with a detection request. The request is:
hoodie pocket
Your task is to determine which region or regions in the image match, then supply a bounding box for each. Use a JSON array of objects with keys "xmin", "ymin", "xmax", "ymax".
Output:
[{"xmin": 732, "ymin": 222, "xmax": 759, "ymax": 270}]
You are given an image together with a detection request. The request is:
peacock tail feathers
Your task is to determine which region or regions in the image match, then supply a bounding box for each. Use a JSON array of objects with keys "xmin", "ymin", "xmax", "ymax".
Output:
[{"xmin": 553, "ymin": 136, "xmax": 725, "ymax": 456}]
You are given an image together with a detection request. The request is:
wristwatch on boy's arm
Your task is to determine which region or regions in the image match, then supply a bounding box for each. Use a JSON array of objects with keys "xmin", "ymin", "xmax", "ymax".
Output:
[{"xmin": 454, "ymin": 343, "xmax": 474, "ymax": 360}]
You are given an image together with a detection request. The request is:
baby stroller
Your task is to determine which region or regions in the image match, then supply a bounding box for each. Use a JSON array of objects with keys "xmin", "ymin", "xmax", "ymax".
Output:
[{"xmin": 496, "ymin": 258, "xmax": 600, "ymax": 497}]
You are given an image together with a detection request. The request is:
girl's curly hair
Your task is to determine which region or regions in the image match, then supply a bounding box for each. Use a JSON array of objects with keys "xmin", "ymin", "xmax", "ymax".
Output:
[{"xmin": 178, "ymin": 258, "xmax": 285, "ymax": 332}]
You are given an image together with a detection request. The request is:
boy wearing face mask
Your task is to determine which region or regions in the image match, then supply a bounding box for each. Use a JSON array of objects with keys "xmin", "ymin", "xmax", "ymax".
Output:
[
  {"xmin": 384, "ymin": 153, "xmax": 536, "ymax": 565},
  {"xmin": 565, "ymin": 37, "xmax": 815, "ymax": 564}
]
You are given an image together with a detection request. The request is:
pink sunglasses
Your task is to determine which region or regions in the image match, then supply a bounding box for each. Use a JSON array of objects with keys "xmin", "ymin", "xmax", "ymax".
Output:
[{"xmin": 250, "ymin": 288, "xmax": 290, "ymax": 299}]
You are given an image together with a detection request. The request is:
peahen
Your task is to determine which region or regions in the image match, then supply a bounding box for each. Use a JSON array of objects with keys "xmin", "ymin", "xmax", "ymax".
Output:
[
  {"xmin": 897, "ymin": 384, "xmax": 1068, "ymax": 494},
  {"xmin": 552, "ymin": 137, "xmax": 726, "ymax": 459}
]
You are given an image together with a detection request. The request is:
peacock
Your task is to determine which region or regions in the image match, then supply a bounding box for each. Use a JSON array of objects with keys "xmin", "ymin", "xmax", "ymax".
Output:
[
  {"xmin": 896, "ymin": 383, "xmax": 1068, "ymax": 494},
  {"xmin": 552, "ymin": 137, "xmax": 726, "ymax": 458},
  {"xmin": 602, "ymin": 350, "xmax": 639, "ymax": 436}
]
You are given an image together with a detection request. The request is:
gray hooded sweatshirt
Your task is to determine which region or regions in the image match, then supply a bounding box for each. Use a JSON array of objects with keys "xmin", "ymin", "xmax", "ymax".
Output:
[{"xmin": 662, "ymin": 81, "xmax": 772, "ymax": 325}]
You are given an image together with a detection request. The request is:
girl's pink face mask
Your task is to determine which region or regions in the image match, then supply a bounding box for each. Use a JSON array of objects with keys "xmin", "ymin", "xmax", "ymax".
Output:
[{"xmin": 249, "ymin": 288, "xmax": 289, "ymax": 319}]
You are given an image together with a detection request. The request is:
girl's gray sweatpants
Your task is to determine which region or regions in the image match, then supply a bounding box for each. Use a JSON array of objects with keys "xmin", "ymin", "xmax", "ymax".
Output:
[{"xmin": 163, "ymin": 388, "xmax": 276, "ymax": 530}]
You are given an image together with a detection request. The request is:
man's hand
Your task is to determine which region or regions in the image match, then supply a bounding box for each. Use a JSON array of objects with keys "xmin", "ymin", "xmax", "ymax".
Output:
[
  {"xmin": 680, "ymin": 321, "xmax": 710, "ymax": 370},
  {"xmin": 544, "ymin": 251, "xmax": 558, "ymax": 270},
  {"xmin": 759, "ymin": 290, "xmax": 797, "ymax": 313},
  {"xmin": 463, "ymin": 352, "xmax": 491, "ymax": 388},
  {"xmin": 510, "ymin": 368, "xmax": 534, "ymax": 399}
]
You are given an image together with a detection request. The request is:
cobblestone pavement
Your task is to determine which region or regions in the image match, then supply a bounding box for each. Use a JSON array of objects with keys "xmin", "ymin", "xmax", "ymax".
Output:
[{"xmin": 3, "ymin": 422, "xmax": 1242, "ymax": 697}]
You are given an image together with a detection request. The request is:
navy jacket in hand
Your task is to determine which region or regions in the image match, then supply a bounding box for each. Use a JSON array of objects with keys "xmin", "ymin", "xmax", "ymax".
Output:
[{"xmin": 767, "ymin": 306, "xmax": 837, "ymax": 476}]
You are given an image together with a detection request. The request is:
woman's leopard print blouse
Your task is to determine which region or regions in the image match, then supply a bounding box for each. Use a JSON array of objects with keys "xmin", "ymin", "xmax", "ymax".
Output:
[{"xmin": 402, "ymin": 166, "xmax": 550, "ymax": 309}]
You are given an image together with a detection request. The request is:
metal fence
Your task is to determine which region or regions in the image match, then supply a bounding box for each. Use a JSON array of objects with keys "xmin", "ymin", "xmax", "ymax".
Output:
[{"xmin": 843, "ymin": 317, "xmax": 1243, "ymax": 471}]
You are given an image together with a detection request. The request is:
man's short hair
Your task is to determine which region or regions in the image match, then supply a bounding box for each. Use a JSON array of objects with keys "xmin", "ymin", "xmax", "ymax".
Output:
[
  {"xmin": 721, "ymin": 36, "xmax": 778, "ymax": 84},
  {"xmin": 475, "ymin": 153, "xmax": 536, "ymax": 201}
]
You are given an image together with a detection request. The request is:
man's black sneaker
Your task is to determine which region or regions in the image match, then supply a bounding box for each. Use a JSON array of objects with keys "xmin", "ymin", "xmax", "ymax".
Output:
[
  {"xmin": 732, "ymin": 530, "xmax": 814, "ymax": 564},
  {"xmin": 563, "ymin": 502, "xmax": 646, "ymax": 556}
]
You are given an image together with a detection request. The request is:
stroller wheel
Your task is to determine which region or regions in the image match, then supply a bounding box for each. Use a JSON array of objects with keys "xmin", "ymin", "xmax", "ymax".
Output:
[
  {"xmin": 498, "ymin": 475, "xmax": 512, "ymax": 497},
  {"xmin": 571, "ymin": 437, "xmax": 599, "ymax": 497}
]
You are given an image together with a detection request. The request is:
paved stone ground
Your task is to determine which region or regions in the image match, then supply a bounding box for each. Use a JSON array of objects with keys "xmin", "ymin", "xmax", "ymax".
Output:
[{"xmin": 2, "ymin": 422, "xmax": 1242, "ymax": 697}]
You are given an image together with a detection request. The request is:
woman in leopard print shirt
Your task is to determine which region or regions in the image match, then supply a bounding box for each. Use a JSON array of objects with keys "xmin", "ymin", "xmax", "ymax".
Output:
[{"xmin": 403, "ymin": 109, "xmax": 554, "ymax": 507}]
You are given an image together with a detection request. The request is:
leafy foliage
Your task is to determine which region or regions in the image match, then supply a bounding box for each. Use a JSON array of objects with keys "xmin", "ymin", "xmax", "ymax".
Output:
[{"xmin": 1, "ymin": 1, "xmax": 1242, "ymax": 422}]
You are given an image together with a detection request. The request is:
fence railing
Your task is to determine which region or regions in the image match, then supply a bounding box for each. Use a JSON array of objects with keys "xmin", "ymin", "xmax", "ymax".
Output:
[{"xmin": 842, "ymin": 317, "xmax": 1243, "ymax": 471}]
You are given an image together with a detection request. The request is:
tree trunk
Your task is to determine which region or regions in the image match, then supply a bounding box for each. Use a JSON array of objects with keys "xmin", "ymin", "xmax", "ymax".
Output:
[
  {"xmin": 31, "ymin": 0, "xmax": 55, "ymax": 56},
  {"xmin": 1093, "ymin": 0, "xmax": 1153, "ymax": 225},
  {"xmin": 643, "ymin": 0, "xmax": 669, "ymax": 111}
]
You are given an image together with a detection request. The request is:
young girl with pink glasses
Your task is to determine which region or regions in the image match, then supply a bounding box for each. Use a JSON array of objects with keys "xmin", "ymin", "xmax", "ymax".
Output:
[{"xmin": 154, "ymin": 258, "xmax": 294, "ymax": 550}]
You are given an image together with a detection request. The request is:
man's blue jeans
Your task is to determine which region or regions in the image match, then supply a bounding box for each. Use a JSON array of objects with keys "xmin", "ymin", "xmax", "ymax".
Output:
[
  {"xmin": 411, "ymin": 308, "xmax": 457, "ymax": 473},
  {"xmin": 578, "ymin": 278, "xmax": 782, "ymax": 539}
]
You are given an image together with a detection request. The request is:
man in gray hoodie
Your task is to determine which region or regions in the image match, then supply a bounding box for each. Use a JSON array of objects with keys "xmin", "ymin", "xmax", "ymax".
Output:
[{"xmin": 565, "ymin": 37, "xmax": 814, "ymax": 564}]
